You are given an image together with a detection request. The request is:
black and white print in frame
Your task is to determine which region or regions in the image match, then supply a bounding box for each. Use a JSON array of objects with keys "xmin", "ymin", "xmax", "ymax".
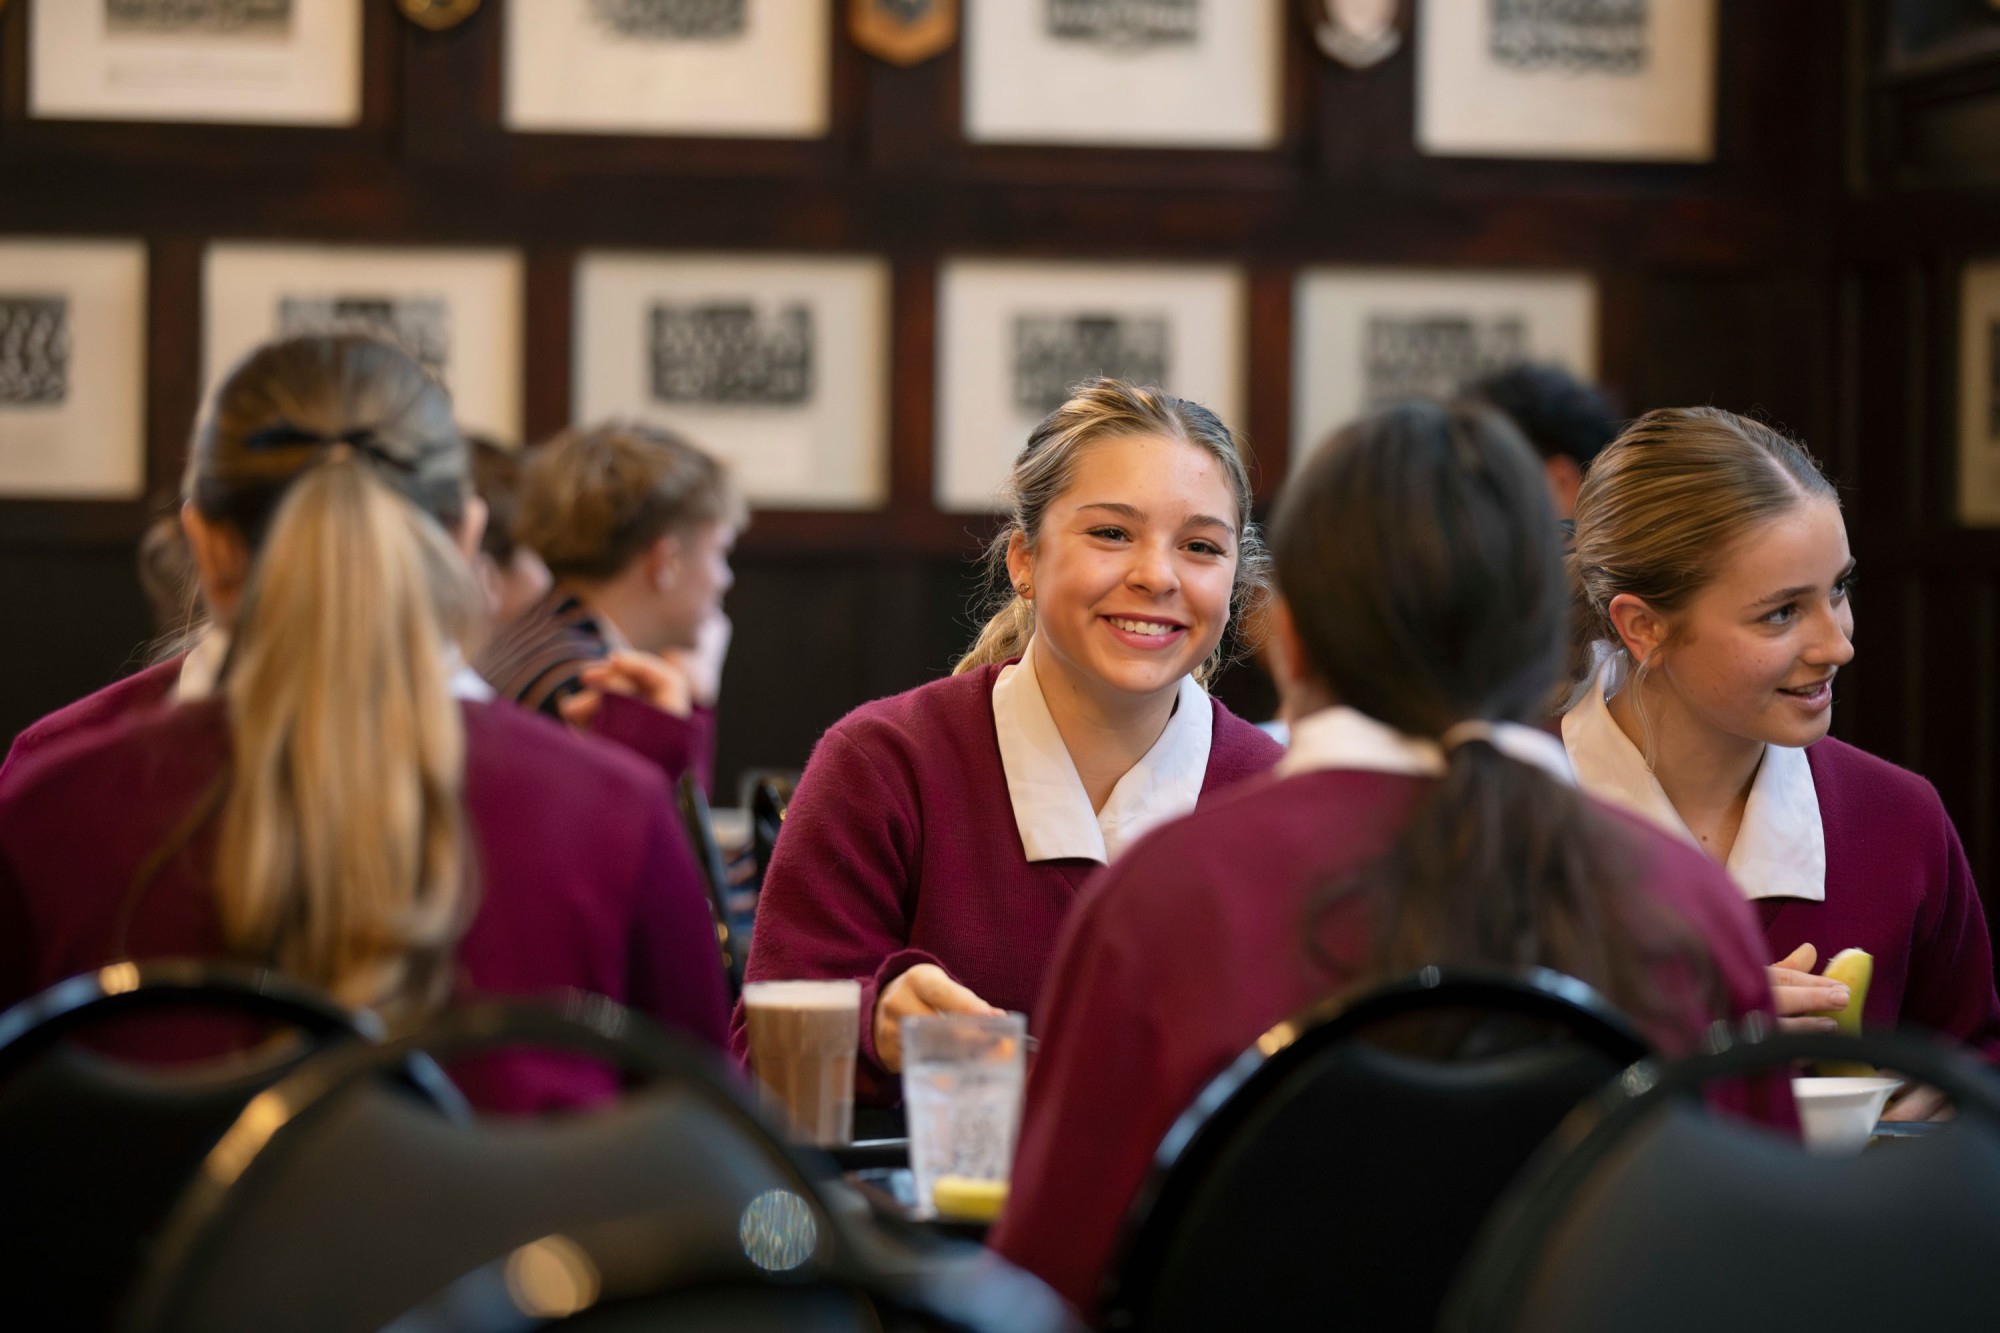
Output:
[
  {"xmin": 104, "ymin": 0, "xmax": 297, "ymax": 36},
  {"xmin": 1046, "ymin": 0, "xmax": 1199, "ymax": 47},
  {"xmin": 0, "ymin": 296, "xmax": 71, "ymax": 408},
  {"xmin": 1013, "ymin": 313, "xmax": 1170, "ymax": 416},
  {"xmin": 1489, "ymin": 0, "xmax": 1648, "ymax": 76},
  {"xmin": 590, "ymin": 0, "xmax": 747, "ymax": 41},
  {"xmin": 276, "ymin": 296, "xmax": 452, "ymax": 385},
  {"xmin": 1363, "ymin": 313, "xmax": 1527, "ymax": 409},
  {"xmin": 649, "ymin": 301, "xmax": 814, "ymax": 406}
]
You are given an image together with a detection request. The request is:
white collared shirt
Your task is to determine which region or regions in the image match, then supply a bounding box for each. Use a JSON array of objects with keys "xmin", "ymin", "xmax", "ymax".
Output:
[
  {"xmin": 990, "ymin": 639, "xmax": 1213, "ymax": 865},
  {"xmin": 1277, "ymin": 705, "xmax": 1576, "ymax": 784},
  {"xmin": 177, "ymin": 627, "xmax": 495, "ymax": 705},
  {"xmin": 1561, "ymin": 659, "xmax": 1825, "ymax": 903}
]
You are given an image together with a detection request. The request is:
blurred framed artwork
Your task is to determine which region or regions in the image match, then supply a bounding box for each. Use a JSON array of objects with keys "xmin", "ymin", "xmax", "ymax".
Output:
[
  {"xmin": 574, "ymin": 252, "xmax": 891, "ymax": 509},
  {"xmin": 504, "ymin": 0, "xmax": 830, "ymax": 138},
  {"xmin": 204, "ymin": 245, "xmax": 523, "ymax": 442},
  {"xmin": 0, "ymin": 239, "xmax": 147, "ymax": 500},
  {"xmin": 962, "ymin": 0, "xmax": 1284, "ymax": 148},
  {"xmin": 936, "ymin": 259, "xmax": 1245, "ymax": 511},
  {"xmin": 31, "ymin": 0, "xmax": 363, "ymax": 126},
  {"xmin": 1417, "ymin": 0, "xmax": 1716, "ymax": 161},
  {"xmin": 1956, "ymin": 261, "xmax": 2000, "ymax": 525},
  {"xmin": 1292, "ymin": 267, "xmax": 1597, "ymax": 473}
]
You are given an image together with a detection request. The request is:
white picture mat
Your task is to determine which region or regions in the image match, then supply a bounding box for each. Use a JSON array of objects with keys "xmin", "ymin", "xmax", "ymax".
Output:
[
  {"xmin": 1292, "ymin": 267, "xmax": 1598, "ymax": 473},
  {"xmin": 1958, "ymin": 262, "xmax": 2000, "ymax": 525},
  {"xmin": 31, "ymin": 0, "xmax": 362, "ymax": 126},
  {"xmin": 964, "ymin": 0, "xmax": 1283, "ymax": 147},
  {"xmin": 204, "ymin": 245, "xmax": 523, "ymax": 443},
  {"xmin": 0, "ymin": 239, "xmax": 148, "ymax": 499},
  {"xmin": 1417, "ymin": 0, "xmax": 1716, "ymax": 161},
  {"xmin": 937, "ymin": 259, "xmax": 1246, "ymax": 512},
  {"xmin": 505, "ymin": 0, "xmax": 829, "ymax": 137},
  {"xmin": 574, "ymin": 253, "xmax": 890, "ymax": 509}
]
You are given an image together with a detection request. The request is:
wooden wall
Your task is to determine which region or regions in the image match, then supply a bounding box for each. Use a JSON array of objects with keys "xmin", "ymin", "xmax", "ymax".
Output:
[{"xmin": 0, "ymin": 2, "xmax": 1854, "ymax": 821}]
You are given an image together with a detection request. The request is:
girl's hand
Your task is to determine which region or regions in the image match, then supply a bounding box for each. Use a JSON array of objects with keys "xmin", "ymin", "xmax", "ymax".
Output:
[
  {"xmin": 557, "ymin": 650, "xmax": 695, "ymax": 729},
  {"xmin": 1768, "ymin": 943, "xmax": 1849, "ymax": 1033},
  {"xmin": 1881, "ymin": 1083, "xmax": 1955, "ymax": 1123},
  {"xmin": 873, "ymin": 964, "xmax": 1002, "ymax": 1073}
]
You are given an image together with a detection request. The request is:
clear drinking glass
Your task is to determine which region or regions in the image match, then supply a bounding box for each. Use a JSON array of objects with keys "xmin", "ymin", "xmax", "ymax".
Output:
[{"xmin": 900, "ymin": 1011, "xmax": 1028, "ymax": 1219}]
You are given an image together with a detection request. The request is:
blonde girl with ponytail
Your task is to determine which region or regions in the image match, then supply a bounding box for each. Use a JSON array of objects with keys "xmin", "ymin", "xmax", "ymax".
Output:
[
  {"xmin": 733, "ymin": 378, "xmax": 1283, "ymax": 1110},
  {"xmin": 0, "ymin": 335, "xmax": 729, "ymax": 1108}
]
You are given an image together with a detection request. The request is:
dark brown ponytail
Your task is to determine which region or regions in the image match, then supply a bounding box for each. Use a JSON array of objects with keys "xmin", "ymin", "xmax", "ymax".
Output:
[{"xmin": 1275, "ymin": 400, "xmax": 1713, "ymax": 1023}]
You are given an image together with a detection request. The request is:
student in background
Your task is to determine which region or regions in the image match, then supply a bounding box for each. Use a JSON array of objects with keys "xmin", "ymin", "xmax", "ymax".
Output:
[
  {"xmin": 991, "ymin": 401, "xmax": 1784, "ymax": 1318},
  {"xmin": 1564, "ymin": 407, "xmax": 2000, "ymax": 1113},
  {"xmin": 0, "ymin": 335, "xmax": 729, "ymax": 1111},
  {"xmin": 467, "ymin": 436, "xmax": 553, "ymax": 624},
  {"xmin": 1465, "ymin": 362, "xmax": 1620, "ymax": 521},
  {"xmin": 737, "ymin": 379, "xmax": 1283, "ymax": 1107},
  {"xmin": 477, "ymin": 421, "xmax": 740, "ymax": 792}
]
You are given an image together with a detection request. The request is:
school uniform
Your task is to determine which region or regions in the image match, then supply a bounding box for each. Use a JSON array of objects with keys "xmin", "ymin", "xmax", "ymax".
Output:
[
  {"xmin": 1564, "ymin": 668, "xmax": 2000, "ymax": 1057},
  {"xmin": 1, "ymin": 654, "xmax": 183, "ymax": 781},
  {"xmin": 0, "ymin": 683, "xmax": 732, "ymax": 1114},
  {"xmin": 732, "ymin": 643, "xmax": 1283, "ymax": 1106},
  {"xmin": 477, "ymin": 585, "xmax": 716, "ymax": 793},
  {"xmin": 989, "ymin": 705, "xmax": 1785, "ymax": 1318}
]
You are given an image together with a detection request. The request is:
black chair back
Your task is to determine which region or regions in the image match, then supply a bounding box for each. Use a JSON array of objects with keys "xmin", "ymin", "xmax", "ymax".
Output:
[
  {"xmin": 674, "ymin": 772, "xmax": 744, "ymax": 997},
  {"xmin": 1102, "ymin": 966, "xmax": 1650, "ymax": 1333},
  {"xmin": 125, "ymin": 996, "xmax": 1076, "ymax": 1333},
  {"xmin": 1441, "ymin": 1027, "xmax": 2000, "ymax": 1333},
  {"xmin": 0, "ymin": 961, "xmax": 375, "ymax": 1333}
]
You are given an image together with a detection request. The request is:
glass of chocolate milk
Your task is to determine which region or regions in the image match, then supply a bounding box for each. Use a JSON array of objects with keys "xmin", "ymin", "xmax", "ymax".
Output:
[{"xmin": 741, "ymin": 979, "xmax": 860, "ymax": 1146}]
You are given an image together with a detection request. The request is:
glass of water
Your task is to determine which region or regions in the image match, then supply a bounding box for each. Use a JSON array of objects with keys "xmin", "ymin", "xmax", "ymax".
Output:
[{"xmin": 899, "ymin": 1012, "xmax": 1027, "ymax": 1220}]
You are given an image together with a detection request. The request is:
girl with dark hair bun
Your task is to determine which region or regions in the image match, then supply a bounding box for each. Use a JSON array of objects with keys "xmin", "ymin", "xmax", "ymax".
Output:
[
  {"xmin": 0, "ymin": 335, "xmax": 729, "ymax": 1109},
  {"xmin": 992, "ymin": 400, "xmax": 1785, "ymax": 1318}
]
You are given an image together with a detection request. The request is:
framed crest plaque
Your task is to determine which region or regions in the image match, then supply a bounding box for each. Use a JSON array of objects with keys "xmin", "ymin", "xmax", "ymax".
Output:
[
  {"xmin": 32, "ymin": 0, "xmax": 363, "ymax": 126},
  {"xmin": 0, "ymin": 239, "xmax": 147, "ymax": 500},
  {"xmin": 850, "ymin": 0, "xmax": 957, "ymax": 66},
  {"xmin": 1417, "ymin": 0, "xmax": 1717, "ymax": 161},
  {"xmin": 1292, "ymin": 267, "xmax": 1597, "ymax": 473},
  {"xmin": 204, "ymin": 245, "xmax": 523, "ymax": 442},
  {"xmin": 574, "ymin": 253, "xmax": 891, "ymax": 509},
  {"xmin": 936, "ymin": 259, "xmax": 1245, "ymax": 511}
]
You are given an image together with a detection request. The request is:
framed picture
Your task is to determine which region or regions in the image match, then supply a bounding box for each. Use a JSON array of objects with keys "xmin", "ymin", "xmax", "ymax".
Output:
[
  {"xmin": 1292, "ymin": 267, "xmax": 1597, "ymax": 471},
  {"xmin": 1417, "ymin": 0, "xmax": 1716, "ymax": 161},
  {"xmin": 0, "ymin": 239, "xmax": 148, "ymax": 500},
  {"xmin": 963, "ymin": 0, "xmax": 1283, "ymax": 148},
  {"xmin": 31, "ymin": 0, "xmax": 363, "ymax": 126},
  {"xmin": 204, "ymin": 245, "xmax": 523, "ymax": 442},
  {"xmin": 936, "ymin": 259, "xmax": 1245, "ymax": 512},
  {"xmin": 1957, "ymin": 261, "xmax": 2000, "ymax": 525},
  {"xmin": 574, "ymin": 252, "xmax": 890, "ymax": 509},
  {"xmin": 505, "ymin": 0, "xmax": 830, "ymax": 138}
]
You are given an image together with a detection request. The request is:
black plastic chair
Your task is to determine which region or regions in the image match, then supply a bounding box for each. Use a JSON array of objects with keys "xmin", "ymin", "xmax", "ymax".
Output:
[
  {"xmin": 1440, "ymin": 1026, "xmax": 2000, "ymax": 1333},
  {"xmin": 123, "ymin": 995, "xmax": 1077, "ymax": 1333},
  {"xmin": 0, "ymin": 960, "xmax": 382, "ymax": 1332},
  {"xmin": 674, "ymin": 771, "xmax": 745, "ymax": 998},
  {"xmin": 1100, "ymin": 966, "xmax": 1651, "ymax": 1333}
]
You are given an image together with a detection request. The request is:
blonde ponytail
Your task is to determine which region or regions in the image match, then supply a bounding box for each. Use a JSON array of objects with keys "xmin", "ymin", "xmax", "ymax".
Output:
[{"xmin": 215, "ymin": 454, "xmax": 474, "ymax": 1021}]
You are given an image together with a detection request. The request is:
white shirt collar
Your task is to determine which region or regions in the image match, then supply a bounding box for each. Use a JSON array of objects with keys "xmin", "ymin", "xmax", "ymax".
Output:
[
  {"xmin": 1277, "ymin": 705, "xmax": 1575, "ymax": 784},
  {"xmin": 990, "ymin": 638, "xmax": 1213, "ymax": 865},
  {"xmin": 1561, "ymin": 659, "xmax": 1825, "ymax": 903},
  {"xmin": 177, "ymin": 627, "xmax": 494, "ymax": 705}
]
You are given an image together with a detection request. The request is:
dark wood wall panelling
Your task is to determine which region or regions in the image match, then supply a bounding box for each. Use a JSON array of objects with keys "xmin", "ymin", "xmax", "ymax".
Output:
[{"xmin": 0, "ymin": 2, "xmax": 1846, "ymax": 811}]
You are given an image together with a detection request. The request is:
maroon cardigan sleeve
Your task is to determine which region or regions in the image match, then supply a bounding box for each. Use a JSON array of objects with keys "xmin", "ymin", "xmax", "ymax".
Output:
[
  {"xmin": 624, "ymin": 790, "xmax": 733, "ymax": 1051},
  {"xmin": 731, "ymin": 724, "xmax": 929, "ymax": 1104},
  {"xmin": 587, "ymin": 693, "xmax": 717, "ymax": 797},
  {"xmin": 1903, "ymin": 813, "xmax": 2000, "ymax": 1059}
]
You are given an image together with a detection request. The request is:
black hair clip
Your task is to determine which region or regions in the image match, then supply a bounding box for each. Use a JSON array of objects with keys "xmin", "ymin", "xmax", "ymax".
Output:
[
  {"xmin": 1557, "ymin": 518, "xmax": 1577, "ymax": 538},
  {"xmin": 242, "ymin": 422, "xmax": 416, "ymax": 474}
]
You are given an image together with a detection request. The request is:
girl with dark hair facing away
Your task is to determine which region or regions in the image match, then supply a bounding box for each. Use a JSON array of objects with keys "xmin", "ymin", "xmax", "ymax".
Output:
[
  {"xmin": 735, "ymin": 379, "xmax": 1283, "ymax": 1106},
  {"xmin": 992, "ymin": 401, "xmax": 1784, "ymax": 1318},
  {"xmin": 0, "ymin": 335, "xmax": 730, "ymax": 1110},
  {"xmin": 1564, "ymin": 408, "xmax": 2000, "ymax": 1115}
]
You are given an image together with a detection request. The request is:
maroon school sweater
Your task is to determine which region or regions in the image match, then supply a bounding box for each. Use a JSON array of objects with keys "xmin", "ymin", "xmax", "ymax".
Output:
[
  {"xmin": 1757, "ymin": 738, "xmax": 2000, "ymax": 1057},
  {"xmin": 0, "ymin": 698, "xmax": 731, "ymax": 1112},
  {"xmin": 732, "ymin": 664, "xmax": 1283, "ymax": 1105},
  {"xmin": 0, "ymin": 655, "xmax": 182, "ymax": 782},
  {"xmin": 990, "ymin": 767, "xmax": 1787, "ymax": 1318}
]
